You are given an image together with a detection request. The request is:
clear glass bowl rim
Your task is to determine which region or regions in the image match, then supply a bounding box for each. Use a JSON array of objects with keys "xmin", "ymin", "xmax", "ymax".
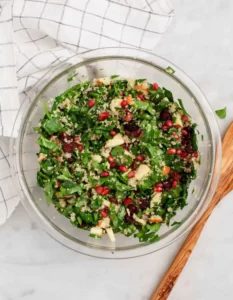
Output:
[{"xmin": 10, "ymin": 47, "xmax": 222, "ymax": 259}]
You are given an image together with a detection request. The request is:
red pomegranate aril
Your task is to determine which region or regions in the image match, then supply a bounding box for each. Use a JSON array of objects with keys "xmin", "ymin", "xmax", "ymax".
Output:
[
  {"xmin": 168, "ymin": 148, "xmax": 177, "ymax": 155},
  {"xmin": 125, "ymin": 215, "xmax": 134, "ymax": 223},
  {"xmin": 102, "ymin": 187, "xmax": 110, "ymax": 195},
  {"xmin": 109, "ymin": 197, "xmax": 118, "ymax": 204},
  {"xmin": 95, "ymin": 186, "xmax": 104, "ymax": 195},
  {"xmin": 125, "ymin": 113, "xmax": 133, "ymax": 122},
  {"xmin": 162, "ymin": 125, "xmax": 168, "ymax": 131},
  {"xmin": 124, "ymin": 198, "xmax": 132, "ymax": 206},
  {"xmin": 154, "ymin": 186, "xmax": 163, "ymax": 193},
  {"xmin": 63, "ymin": 143, "xmax": 74, "ymax": 153},
  {"xmin": 127, "ymin": 171, "xmax": 135, "ymax": 178},
  {"xmin": 136, "ymin": 155, "xmax": 144, "ymax": 162},
  {"xmin": 192, "ymin": 152, "xmax": 199, "ymax": 158},
  {"xmin": 109, "ymin": 130, "xmax": 117, "ymax": 136},
  {"xmin": 156, "ymin": 183, "xmax": 163, "ymax": 187},
  {"xmin": 101, "ymin": 208, "xmax": 109, "ymax": 218},
  {"xmin": 77, "ymin": 144, "xmax": 83, "ymax": 152},
  {"xmin": 88, "ymin": 99, "xmax": 96, "ymax": 108},
  {"xmin": 74, "ymin": 136, "xmax": 79, "ymax": 142},
  {"xmin": 163, "ymin": 180, "xmax": 172, "ymax": 190},
  {"xmin": 170, "ymin": 171, "xmax": 181, "ymax": 181},
  {"xmin": 98, "ymin": 112, "xmax": 110, "ymax": 121},
  {"xmin": 122, "ymin": 144, "xmax": 130, "ymax": 151},
  {"xmin": 139, "ymin": 198, "xmax": 149, "ymax": 210},
  {"xmin": 152, "ymin": 83, "xmax": 159, "ymax": 90},
  {"xmin": 176, "ymin": 149, "xmax": 182, "ymax": 155},
  {"xmin": 180, "ymin": 151, "xmax": 188, "ymax": 158},
  {"xmin": 137, "ymin": 93, "xmax": 145, "ymax": 101},
  {"xmin": 108, "ymin": 155, "xmax": 114, "ymax": 163},
  {"xmin": 172, "ymin": 181, "xmax": 178, "ymax": 188},
  {"xmin": 160, "ymin": 110, "xmax": 171, "ymax": 121},
  {"xmin": 100, "ymin": 171, "xmax": 109, "ymax": 177},
  {"xmin": 166, "ymin": 120, "xmax": 173, "ymax": 127},
  {"xmin": 110, "ymin": 162, "xmax": 117, "ymax": 168},
  {"xmin": 121, "ymin": 100, "xmax": 128, "ymax": 108},
  {"xmin": 181, "ymin": 115, "xmax": 189, "ymax": 122},
  {"xmin": 182, "ymin": 129, "xmax": 188, "ymax": 136},
  {"xmin": 119, "ymin": 165, "xmax": 128, "ymax": 172}
]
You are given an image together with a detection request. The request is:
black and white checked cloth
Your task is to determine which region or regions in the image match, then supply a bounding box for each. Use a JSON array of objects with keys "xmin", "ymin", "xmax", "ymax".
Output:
[{"xmin": 0, "ymin": 0, "xmax": 174, "ymax": 225}]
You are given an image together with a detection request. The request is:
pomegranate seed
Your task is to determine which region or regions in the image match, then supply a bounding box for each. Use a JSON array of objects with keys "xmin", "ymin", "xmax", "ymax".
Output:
[
  {"xmin": 95, "ymin": 186, "xmax": 104, "ymax": 195},
  {"xmin": 182, "ymin": 129, "xmax": 188, "ymax": 135},
  {"xmin": 124, "ymin": 198, "xmax": 132, "ymax": 206},
  {"xmin": 167, "ymin": 148, "xmax": 177, "ymax": 155},
  {"xmin": 121, "ymin": 100, "xmax": 128, "ymax": 108},
  {"xmin": 63, "ymin": 143, "xmax": 74, "ymax": 153},
  {"xmin": 166, "ymin": 120, "xmax": 173, "ymax": 127},
  {"xmin": 160, "ymin": 110, "xmax": 171, "ymax": 121},
  {"xmin": 180, "ymin": 151, "xmax": 188, "ymax": 158},
  {"xmin": 162, "ymin": 125, "xmax": 168, "ymax": 131},
  {"xmin": 137, "ymin": 93, "xmax": 144, "ymax": 101},
  {"xmin": 128, "ymin": 204, "xmax": 138, "ymax": 215},
  {"xmin": 100, "ymin": 171, "xmax": 109, "ymax": 177},
  {"xmin": 181, "ymin": 115, "xmax": 189, "ymax": 122},
  {"xmin": 109, "ymin": 197, "xmax": 118, "ymax": 204},
  {"xmin": 76, "ymin": 144, "xmax": 83, "ymax": 152},
  {"xmin": 176, "ymin": 149, "xmax": 182, "ymax": 155},
  {"xmin": 108, "ymin": 155, "xmax": 114, "ymax": 163},
  {"xmin": 152, "ymin": 83, "xmax": 159, "ymax": 90},
  {"xmin": 156, "ymin": 183, "xmax": 163, "ymax": 187},
  {"xmin": 98, "ymin": 112, "xmax": 110, "ymax": 121},
  {"xmin": 192, "ymin": 152, "xmax": 199, "ymax": 158},
  {"xmin": 109, "ymin": 130, "xmax": 117, "ymax": 136},
  {"xmin": 170, "ymin": 171, "xmax": 181, "ymax": 181},
  {"xmin": 154, "ymin": 186, "xmax": 163, "ymax": 193},
  {"xmin": 74, "ymin": 136, "xmax": 79, "ymax": 142},
  {"xmin": 125, "ymin": 113, "xmax": 133, "ymax": 122},
  {"xmin": 110, "ymin": 162, "xmax": 116, "ymax": 168},
  {"xmin": 102, "ymin": 187, "xmax": 110, "ymax": 195},
  {"xmin": 132, "ymin": 128, "xmax": 142, "ymax": 137},
  {"xmin": 88, "ymin": 99, "xmax": 96, "ymax": 108},
  {"xmin": 101, "ymin": 209, "xmax": 109, "ymax": 218},
  {"xmin": 122, "ymin": 144, "xmax": 130, "ymax": 151},
  {"xmin": 125, "ymin": 215, "xmax": 134, "ymax": 223},
  {"xmin": 136, "ymin": 155, "xmax": 144, "ymax": 162},
  {"xmin": 127, "ymin": 171, "xmax": 135, "ymax": 178},
  {"xmin": 172, "ymin": 181, "xmax": 178, "ymax": 188},
  {"xmin": 119, "ymin": 165, "xmax": 127, "ymax": 172}
]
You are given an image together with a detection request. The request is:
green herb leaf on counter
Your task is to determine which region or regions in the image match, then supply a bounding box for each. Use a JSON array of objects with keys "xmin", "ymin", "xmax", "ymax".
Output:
[{"xmin": 215, "ymin": 107, "xmax": 226, "ymax": 119}]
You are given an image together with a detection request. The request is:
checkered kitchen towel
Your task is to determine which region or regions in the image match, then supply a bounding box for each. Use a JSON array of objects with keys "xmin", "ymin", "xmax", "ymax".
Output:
[{"xmin": 0, "ymin": 0, "xmax": 174, "ymax": 225}]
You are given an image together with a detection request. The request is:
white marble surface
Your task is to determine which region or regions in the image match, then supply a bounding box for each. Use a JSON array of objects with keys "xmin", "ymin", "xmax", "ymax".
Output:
[{"xmin": 1, "ymin": 0, "xmax": 233, "ymax": 299}]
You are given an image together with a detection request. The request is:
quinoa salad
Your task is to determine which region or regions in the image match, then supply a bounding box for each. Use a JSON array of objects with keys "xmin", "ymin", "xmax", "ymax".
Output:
[{"xmin": 35, "ymin": 76, "xmax": 199, "ymax": 243}]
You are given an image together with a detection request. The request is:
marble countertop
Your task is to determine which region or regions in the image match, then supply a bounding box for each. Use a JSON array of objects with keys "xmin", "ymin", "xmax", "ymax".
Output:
[{"xmin": 1, "ymin": 0, "xmax": 233, "ymax": 299}]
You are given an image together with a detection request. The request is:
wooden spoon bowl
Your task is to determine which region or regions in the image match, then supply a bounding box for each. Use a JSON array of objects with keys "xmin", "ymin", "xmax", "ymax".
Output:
[{"xmin": 151, "ymin": 122, "xmax": 233, "ymax": 300}]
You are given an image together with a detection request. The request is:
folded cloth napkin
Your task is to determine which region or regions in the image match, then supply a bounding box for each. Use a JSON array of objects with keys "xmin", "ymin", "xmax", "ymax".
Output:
[{"xmin": 0, "ymin": 0, "xmax": 174, "ymax": 226}]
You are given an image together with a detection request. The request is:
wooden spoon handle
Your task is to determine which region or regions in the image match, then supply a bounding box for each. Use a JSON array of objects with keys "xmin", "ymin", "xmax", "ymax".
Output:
[{"xmin": 150, "ymin": 191, "xmax": 222, "ymax": 300}]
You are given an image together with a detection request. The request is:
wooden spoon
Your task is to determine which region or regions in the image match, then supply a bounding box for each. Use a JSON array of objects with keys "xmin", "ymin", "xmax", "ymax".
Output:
[{"xmin": 151, "ymin": 122, "xmax": 233, "ymax": 300}]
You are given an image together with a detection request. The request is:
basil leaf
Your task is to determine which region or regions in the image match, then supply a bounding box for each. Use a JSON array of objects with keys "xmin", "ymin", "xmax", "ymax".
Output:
[
  {"xmin": 215, "ymin": 107, "xmax": 226, "ymax": 119},
  {"xmin": 37, "ymin": 136, "xmax": 59, "ymax": 151}
]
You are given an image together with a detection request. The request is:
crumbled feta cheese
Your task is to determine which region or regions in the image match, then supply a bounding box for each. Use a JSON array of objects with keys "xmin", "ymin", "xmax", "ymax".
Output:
[
  {"xmin": 174, "ymin": 113, "xmax": 183, "ymax": 127},
  {"xmin": 127, "ymin": 78, "xmax": 135, "ymax": 88},
  {"xmin": 105, "ymin": 133, "xmax": 125, "ymax": 148},
  {"xmin": 59, "ymin": 199, "xmax": 66, "ymax": 208},
  {"xmin": 110, "ymin": 98, "xmax": 122, "ymax": 114},
  {"xmin": 103, "ymin": 200, "xmax": 110, "ymax": 207},
  {"xmin": 135, "ymin": 164, "xmax": 151, "ymax": 181},
  {"xmin": 64, "ymin": 152, "xmax": 72, "ymax": 159},
  {"xmin": 90, "ymin": 227, "xmax": 103, "ymax": 237},
  {"xmin": 101, "ymin": 147, "xmax": 111, "ymax": 158},
  {"xmin": 92, "ymin": 154, "xmax": 102, "ymax": 163},
  {"xmin": 192, "ymin": 157, "xmax": 199, "ymax": 170}
]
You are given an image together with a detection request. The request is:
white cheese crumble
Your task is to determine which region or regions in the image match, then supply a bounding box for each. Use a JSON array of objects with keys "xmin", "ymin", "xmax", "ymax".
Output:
[
  {"xmin": 135, "ymin": 164, "xmax": 151, "ymax": 181},
  {"xmin": 92, "ymin": 154, "xmax": 102, "ymax": 163},
  {"xmin": 105, "ymin": 133, "xmax": 125, "ymax": 148},
  {"xmin": 110, "ymin": 98, "xmax": 122, "ymax": 114},
  {"xmin": 150, "ymin": 193, "xmax": 162, "ymax": 208}
]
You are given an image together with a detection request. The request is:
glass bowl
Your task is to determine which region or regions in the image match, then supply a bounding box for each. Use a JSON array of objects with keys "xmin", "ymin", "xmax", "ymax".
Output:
[{"xmin": 10, "ymin": 47, "xmax": 221, "ymax": 258}]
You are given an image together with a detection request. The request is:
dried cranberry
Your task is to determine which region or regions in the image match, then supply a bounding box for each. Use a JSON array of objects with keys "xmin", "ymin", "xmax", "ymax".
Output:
[
  {"xmin": 127, "ymin": 204, "xmax": 138, "ymax": 215},
  {"xmin": 124, "ymin": 215, "xmax": 134, "ymax": 223},
  {"xmin": 139, "ymin": 198, "xmax": 149, "ymax": 210},
  {"xmin": 162, "ymin": 180, "xmax": 172, "ymax": 190},
  {"xmin": 160, "ymin": 110, "xmax": 171, "ymax": 121},
  {"xmin": 132, "ymin": 128, "xmax": 142, "ymax": 137},
  {"xmin": 124, "ymin": 122, "xmax": 140, "ymax": 132},
  {"xmin": 63, "ymin": 143, "xmax": 74, "ymax": 153}
]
